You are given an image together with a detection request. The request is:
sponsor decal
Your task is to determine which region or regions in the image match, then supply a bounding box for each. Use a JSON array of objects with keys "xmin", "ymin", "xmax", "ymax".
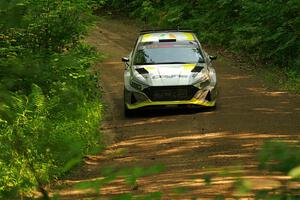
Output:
[
  {"xmin": 159, "ymin": 33, "xmax": 177, "ymax": 40},
  {"xmin": 142, "ymin": 34, "xmax": 153, "ymax": 42},
  {"xmin": 183, "ymin": 33, "xmax": 194, "ymax": 41},
  {"xmin": 152, "ymin": 75, "xmax": 189, "ymax": 79}
]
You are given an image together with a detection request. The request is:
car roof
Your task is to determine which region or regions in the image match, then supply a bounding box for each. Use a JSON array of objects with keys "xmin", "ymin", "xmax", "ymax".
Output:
[{"xmin": 139, "ymin": 31, "xmax": 196, "ymax": 43}]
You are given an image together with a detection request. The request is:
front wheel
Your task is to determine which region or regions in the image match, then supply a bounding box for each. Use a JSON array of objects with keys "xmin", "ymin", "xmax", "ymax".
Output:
[
  {"xmin": 124, "ymin": 88, "xmax": 134, "ymax": 117},
  {"xmin": 124, "ymin": 104, "xmax": 135, "ymax": 117},
  {"xmin": 203, "ymin": 102, "xmax": 217, "ymax": 112}
]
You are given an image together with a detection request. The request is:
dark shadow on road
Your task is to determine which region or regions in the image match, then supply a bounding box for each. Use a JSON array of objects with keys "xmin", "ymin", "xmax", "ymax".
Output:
[{"xmin": 50, "ymin": 18, "xmax": 300, "ymax": 200}]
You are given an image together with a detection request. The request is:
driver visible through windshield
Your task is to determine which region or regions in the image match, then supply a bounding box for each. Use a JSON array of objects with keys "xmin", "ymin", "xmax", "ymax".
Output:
[{"xmin": 133, "ymin": 41, "xmax": 204, "ymax": 65}]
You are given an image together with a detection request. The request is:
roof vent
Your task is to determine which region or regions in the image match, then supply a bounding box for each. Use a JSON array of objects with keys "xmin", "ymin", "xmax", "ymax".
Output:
[
  {"xmin": 136, "ymin": 68, "xmax": 149, "ymax": 74},
  {"xmin": 191, "ymin": 66, "xmax": 204, "ymax": 72}
]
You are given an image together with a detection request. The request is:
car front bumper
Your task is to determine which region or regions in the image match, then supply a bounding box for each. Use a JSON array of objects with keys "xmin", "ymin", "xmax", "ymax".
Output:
[{"xmin": 124, "ymin": 86, "xmax": 217, "ymax": 110}]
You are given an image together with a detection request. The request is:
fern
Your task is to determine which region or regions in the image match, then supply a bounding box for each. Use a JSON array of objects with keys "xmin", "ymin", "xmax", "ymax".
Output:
[
  {"xmin": 28, "ymin": 84, "xmax": 45, "ymax": 115},
  {"xmin": 0, "ymin": 1, "xmax": 102, "ymax": 198},
  {"xmin": 10, "ymin": 94, "xmax": 26, "ymax": 116}
]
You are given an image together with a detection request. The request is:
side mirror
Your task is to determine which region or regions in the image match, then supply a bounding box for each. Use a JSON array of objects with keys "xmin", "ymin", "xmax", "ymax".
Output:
[
  {"xmin": 122, "ymin": 57, "xmax": 130, "ymax": 62},
  {"xmin": 209, "ymin": 55, "xmax": 217, "ymax": 61}
]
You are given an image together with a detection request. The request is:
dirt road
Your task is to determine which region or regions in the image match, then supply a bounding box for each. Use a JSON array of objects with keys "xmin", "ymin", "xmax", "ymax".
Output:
[{"xmin": 54, "ymin": 18, "xmax": 300, "ymax": 199}]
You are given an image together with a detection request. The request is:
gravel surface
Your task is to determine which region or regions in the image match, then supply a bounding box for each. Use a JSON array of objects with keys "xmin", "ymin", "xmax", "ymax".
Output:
[{"xmin": 52, "ymin": 18, "xmax": 300, "ymax": 200}]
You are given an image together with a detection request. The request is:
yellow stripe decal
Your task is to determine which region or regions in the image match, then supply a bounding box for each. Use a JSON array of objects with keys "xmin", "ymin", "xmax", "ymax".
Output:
[
  {"xmin": 144, "ymin": 66, "xmax": 156, "ymax": 71},
  {"xmin": 126, "ymin": 99, "xmax": 216, "ymax": 110},
  {"xmin": 183, "ymin": 33, "xmax": 194, "ymax": 41},
  {"xmin": 183, "ymin": 64, "xmax": 196, "ymax": 71}
]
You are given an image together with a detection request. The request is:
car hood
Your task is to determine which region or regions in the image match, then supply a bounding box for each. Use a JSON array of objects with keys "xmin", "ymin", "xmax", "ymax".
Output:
[{"xmin": 132, "ymin": 63, "xmax": 206, "ymax": 86}]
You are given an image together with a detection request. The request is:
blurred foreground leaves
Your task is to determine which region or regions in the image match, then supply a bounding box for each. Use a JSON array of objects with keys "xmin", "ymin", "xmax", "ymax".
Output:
[{"xmin": 0, "ymin": 0, "xmax": 103, "ymax": 199}]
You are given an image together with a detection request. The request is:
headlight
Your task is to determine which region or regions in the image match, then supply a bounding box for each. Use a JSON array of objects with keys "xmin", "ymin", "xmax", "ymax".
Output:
[
  {"xmin": 199, "ymin": 68, "xmax": 210, "ymax": 81},
  {"xmin": 130, "ymin": 79, "xmax": 143, "ymax": 91},
  {"xmin": 198, "ymin": 73, "xmax": 210, "ymax": 82},
  {"xmin": 193, "ymin": 79, "xmax": 210, "ymax": 89},
  {"xmin": 193, "ymin": 70, "xmax": 210, "ymax": 89}
]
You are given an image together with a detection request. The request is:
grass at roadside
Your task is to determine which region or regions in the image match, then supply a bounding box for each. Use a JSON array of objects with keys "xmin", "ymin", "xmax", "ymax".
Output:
[
  {"xmin": 49, "ymin": 17, "xmax": 300, "ymax": 200},
  {"xmin": 0, "ymin": 1, "xmax": 105, "ymax": 199},
  {"xmin": 256, "ymin": 66, "xmax": 300, "ymax": 93},
  {"xmin": 205, "ymin": 45, "xmax": 300, "ymax": 94},
  {"xmin": 103, "ymin": 0, "xmax": 300, "ymax": 93}
]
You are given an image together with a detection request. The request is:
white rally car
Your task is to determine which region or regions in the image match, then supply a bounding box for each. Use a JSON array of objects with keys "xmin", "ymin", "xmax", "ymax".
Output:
[{"xmin": 122, "ymin": 29, "xmax": 217, "ymax": 116}]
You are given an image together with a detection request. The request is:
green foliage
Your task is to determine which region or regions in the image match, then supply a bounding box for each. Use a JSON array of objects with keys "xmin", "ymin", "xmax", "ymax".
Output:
[
  {"xmin": 0, "ymin": 0, "xmax": 102, "ymax": 198},
  {"xmin": 289, "ymin": 166, "xmax": 300, "ymax": 179},
  {"xmin": 110, "ymin": 192, "xmax": 162, "ymax": 200},
  {"xmin": 206, "ymin": 141, "xmax": 300, "ymax": 199},
  {"xmin": 73, "ymin": 165, "xmax": 165, "ymax": 200},
  {"xmin": 105, "ymin": 0, "xmax": 300, "ymax": 75},
  {"xmin": 259, "ymin": 141, "xmax": 300, "ymax": 173},
  {"xmin": 161, "ymin": 141, "xmax": 300, "ymax": 199},
  {"xmin": 256, "ymin": 141, "xmax": 300, "ymax": 199}
]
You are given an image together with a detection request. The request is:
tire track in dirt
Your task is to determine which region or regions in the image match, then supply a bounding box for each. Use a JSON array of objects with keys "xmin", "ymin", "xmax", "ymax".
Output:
[{"xmin": 53, "ymin": 18, "xmax": 300, "ymax": 200}]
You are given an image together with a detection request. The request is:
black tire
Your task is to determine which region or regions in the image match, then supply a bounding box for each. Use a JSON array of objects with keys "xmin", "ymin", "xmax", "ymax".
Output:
[
  {"xmin": 123, "ymin": 88, "xmax": 134, "ymax": 117},
  {"xmin": 124, "ymin": 104, "xmax": 134, "ymax": 117},
  {"xmin": 204, "ymin": 102, "xmax": 217, "ymax": 112}
]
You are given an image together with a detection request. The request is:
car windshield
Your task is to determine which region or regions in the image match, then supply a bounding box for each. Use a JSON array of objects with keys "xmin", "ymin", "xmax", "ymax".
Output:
[{"xmin": 133, "ymin": 41, "xmax": 204, "ymax": 65}]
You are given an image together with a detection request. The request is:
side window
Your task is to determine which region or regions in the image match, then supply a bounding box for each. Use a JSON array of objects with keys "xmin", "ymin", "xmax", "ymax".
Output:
[
  {"xmin": 132, "ymin": 38, "xmax": 139, "ymax": 55},
  {"xmin": 131, "ymin": 37, "xmax": 141, "ymax": 65},
  {"xmin": 133, "ymin": 50, "xmax": 147, "ymax": 65}
]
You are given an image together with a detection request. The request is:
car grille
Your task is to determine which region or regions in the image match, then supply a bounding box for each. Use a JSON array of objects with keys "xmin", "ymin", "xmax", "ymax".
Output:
[{"xmin": 143, "ymin": 86, "xmax": 198, "ymax": 101}]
